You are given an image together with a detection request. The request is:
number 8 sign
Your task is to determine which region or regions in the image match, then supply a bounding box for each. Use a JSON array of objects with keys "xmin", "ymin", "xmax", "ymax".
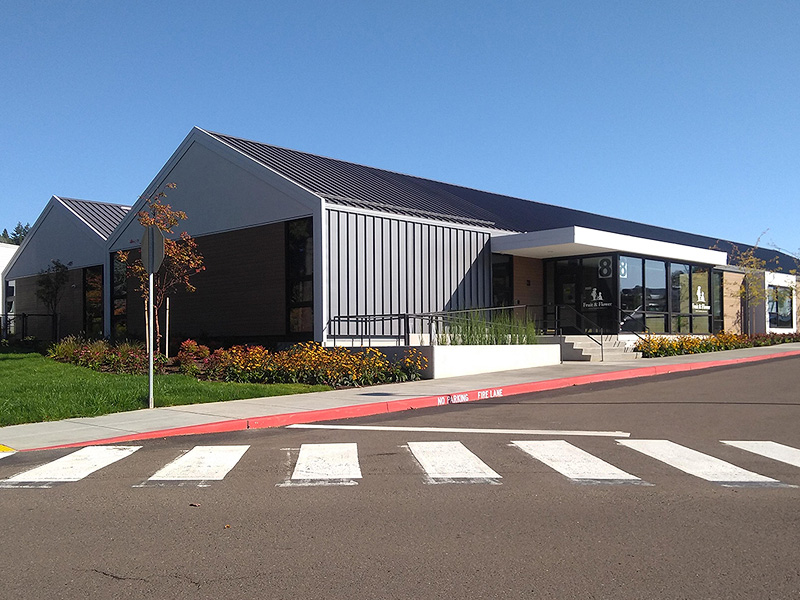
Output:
[{"xmin": 598, "ymin": 257, "xmax": 613, "ymax": 279}]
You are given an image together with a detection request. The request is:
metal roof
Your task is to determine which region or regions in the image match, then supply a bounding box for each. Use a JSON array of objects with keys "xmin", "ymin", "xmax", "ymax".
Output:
[
  {"xmin": 206, "ymin": 131, "xmax": 797, "ymax": 271},
  {"xmin": 56, "ymin": 197, "xmax": 131, "ymax": 241}
]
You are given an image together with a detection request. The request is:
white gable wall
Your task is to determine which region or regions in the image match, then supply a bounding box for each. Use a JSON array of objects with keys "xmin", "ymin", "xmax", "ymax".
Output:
[
  {"xmin": 104, "ymin": 128, "xmax": 326, "ymax": 338},
  {"xmin": 4, "ymin": 200, "xmax": 107, "ymax": 280},
  {"xmin": 108, "ymin": 130, "xmax": 322, "ymax": 252}
]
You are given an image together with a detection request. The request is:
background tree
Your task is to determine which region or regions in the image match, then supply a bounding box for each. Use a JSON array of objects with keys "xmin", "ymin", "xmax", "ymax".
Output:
[
  {"xmin": 0, "ymin": 222, "xmax": 30, "ymax": 245},
  {"xmin": 117, "ymin": 184, "xmax": 205, "ymax": 352}
]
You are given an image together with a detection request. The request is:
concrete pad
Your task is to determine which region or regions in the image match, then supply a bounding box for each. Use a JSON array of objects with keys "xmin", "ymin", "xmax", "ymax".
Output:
[
  {"xmin": 65, "ymin": 409, "xmax": 225, "ymax": 433},
  {"xmin": 0, "ymin": 420, "xmax": 130, "ymax": 451}
]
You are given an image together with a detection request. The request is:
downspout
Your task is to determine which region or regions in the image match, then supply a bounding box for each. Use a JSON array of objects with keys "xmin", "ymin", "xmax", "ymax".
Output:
[{"xmin": 313, "ymin": 196, "xmax": 328, "ymax": 345}]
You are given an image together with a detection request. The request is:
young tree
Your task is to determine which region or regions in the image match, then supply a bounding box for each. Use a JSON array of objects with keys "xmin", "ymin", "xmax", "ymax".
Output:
[
  {"xmin": 721, "ymin": 235, "xmax": 778, "ymax": 335},
  {"xmin": 36, "ymin": 259, "xmax": 73, "ymax": 339},
  {"xmin": 117, "ymin": 184, "xmax": 205, "ymax": 352}
]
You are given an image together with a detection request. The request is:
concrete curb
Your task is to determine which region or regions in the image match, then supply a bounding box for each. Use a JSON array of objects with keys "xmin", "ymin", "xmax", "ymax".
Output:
[{"xmin": 22, "ymin": 348, "xmax": 800, "ymax": 452}]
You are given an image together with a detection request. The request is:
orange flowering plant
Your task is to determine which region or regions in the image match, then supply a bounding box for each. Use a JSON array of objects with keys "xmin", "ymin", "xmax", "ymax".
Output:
[{"xmin": 177, "ymin": 340, "xmax": 428, "ymax": 387}]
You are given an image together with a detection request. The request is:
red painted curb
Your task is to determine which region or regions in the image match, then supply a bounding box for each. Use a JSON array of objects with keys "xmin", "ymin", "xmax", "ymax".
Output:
[{"xmin": 23, "ymin": 349, "xmax": 800, "ymax": 451}]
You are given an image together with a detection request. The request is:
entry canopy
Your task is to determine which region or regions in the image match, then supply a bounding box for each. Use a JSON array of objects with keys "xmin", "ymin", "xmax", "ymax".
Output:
[{"xmin": 491, "ymin": 226, "xmax": 729, "ymax": 265}]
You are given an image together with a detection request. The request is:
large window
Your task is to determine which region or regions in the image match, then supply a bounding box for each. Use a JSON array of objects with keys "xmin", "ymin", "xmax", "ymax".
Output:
[
  {"xmin": 286, "ymin": 217, "xmax": 314, "ymax": 334},
  {"xmin": 691, "ymin": 266, "xmax": 711, "ymax": 334},
  {"xmin": 546, "ymin": 253, "xmax": 723, "ymax": 335},
  {"xmin": 619, "ymin": 256, "xmax": 644, "ymax": 331},
  {"xmin": 768, "ymin": 286, "xmax": 793, "ymax": 329},
  {"xmin": 83, "ymin": 266, "xmax": 103, "ymax": 338},
  {"xmin": 491, "ymin": 254, "xmax": 513, "ymax": 306},
  {"xmin": 111, "ymin": 255, "xmax": 128, "ymax": 340}
]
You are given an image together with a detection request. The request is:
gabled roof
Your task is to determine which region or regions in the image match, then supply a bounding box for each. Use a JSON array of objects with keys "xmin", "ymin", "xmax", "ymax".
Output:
[
  {"xmin": 205, "ymin": 130, "xmax": 797, "ymax": 271},
  {"xmin": 56, "ymin": 197, "xmax": 130, "ymax": 241}
]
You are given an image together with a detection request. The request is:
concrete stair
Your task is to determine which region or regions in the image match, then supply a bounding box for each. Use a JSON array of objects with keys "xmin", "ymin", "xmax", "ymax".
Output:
[{"xmin": 538, "ymin": 335, "xmax": 642, "ymax": 362}]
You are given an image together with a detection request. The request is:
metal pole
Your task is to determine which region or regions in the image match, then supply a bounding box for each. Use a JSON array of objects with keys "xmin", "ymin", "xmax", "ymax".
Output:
[
  {"xmin": 148, "ymin": 271, "xmax": 154, "ymax": 410},
  {"xmin": 165, "ymin": 296, "xmax": 170, "ymax": 359}
]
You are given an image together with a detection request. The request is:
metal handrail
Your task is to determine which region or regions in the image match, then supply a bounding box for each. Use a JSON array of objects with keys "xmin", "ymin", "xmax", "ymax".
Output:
[
  {"xmin": 553, "ymin": 304, "xmax": 604, "ymax": 361},
  {"xmin": 329, "ymin": 305, "xmax": 542, "ymax": 347}
]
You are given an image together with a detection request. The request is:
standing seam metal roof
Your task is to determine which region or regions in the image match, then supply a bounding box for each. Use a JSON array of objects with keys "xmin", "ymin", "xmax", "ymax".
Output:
[
  {"xmin": 57, "ymin": 197, "xmax": 131, "ymax": 241},
  {"xmin": 205, "ymin": 130, "xmax": 797, "ymax": 271}
]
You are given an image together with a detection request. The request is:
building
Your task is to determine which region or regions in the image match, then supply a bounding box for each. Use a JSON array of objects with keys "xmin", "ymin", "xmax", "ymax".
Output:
[
  {"xmin": 4, "ymin": 127, "xmax": 798, "ymax": 347},
  {"xmin": 2, "ymin": 196, "xmax": 129, "ymax": 341}
]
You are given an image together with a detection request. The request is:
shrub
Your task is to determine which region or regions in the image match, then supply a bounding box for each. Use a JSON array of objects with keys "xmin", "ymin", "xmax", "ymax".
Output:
[
  {"xmin": 176, "ymin": 339, "xmax": 211, "ymax": 377},
  {"xmin": 48, "ymin": 337, "xmax": 427, "ymax": 388},
  {"xmin": 48, "ymin": 336, "xmax": 162, "ymax": 374},
  {"xmin": 194, "ymin": 342, "xmax": 428, "ymax": 387},
  {"xmin": 634, "ymin": 332, "xmax": 800, "ymax": 358}
]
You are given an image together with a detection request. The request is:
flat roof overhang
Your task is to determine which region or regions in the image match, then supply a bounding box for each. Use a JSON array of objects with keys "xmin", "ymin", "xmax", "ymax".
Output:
[{"xmin": 491, "ymin": 226, "xmax": 728, "ymax": 266}]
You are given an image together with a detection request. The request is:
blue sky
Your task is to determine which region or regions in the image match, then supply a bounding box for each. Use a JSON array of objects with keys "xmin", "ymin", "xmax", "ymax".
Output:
[{"xmin": 2, "ymin": 1, "xmax": 798, "ymax": 254}]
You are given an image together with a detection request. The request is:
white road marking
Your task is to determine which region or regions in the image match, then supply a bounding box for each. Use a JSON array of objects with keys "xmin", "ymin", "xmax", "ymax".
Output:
[
  {"xmin": 721, "ymin": 441, "xmax": 800, "ymax": 469},
  {"xmin": 512, "ymin": 440, "xmax": 643, "ymax": 484},
  {"xmin": 407, "ymin": 441, "xmax": 501, "ymax": 483},
  {"xmin": 0, "ymin": 451, "xmax": 16, "ymax": 460},
  {"xmin": 0, "ymin": 446, "xmax": 141, "ymax": 488},
  {"xmin": 288, "ymin": 443, "xmax": 362, "ymax": 484},
  {"xmin": 147, "ymin": 445, "xmax": 250, "ymax": 482},
  {"xmin": 287, "ymin": 423, "xmax": 630, "ymax": 438},
  {"xmin": 617, "ymin": 440, "xmax": 788, "ymax": 487}
]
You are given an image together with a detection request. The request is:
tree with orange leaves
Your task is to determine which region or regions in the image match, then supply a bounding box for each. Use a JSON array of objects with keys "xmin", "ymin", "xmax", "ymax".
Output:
[{"xmin": 117, "ymin": 184, "xmax": 205, "ymax": 352}]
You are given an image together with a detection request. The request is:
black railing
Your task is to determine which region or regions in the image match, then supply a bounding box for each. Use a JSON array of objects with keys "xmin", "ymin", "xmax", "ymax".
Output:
[
  {"xmin": 329, "ymin": 305, "xmax": 544, "ymax": 347},
  {"xmin": 1, "ymin": 313, "xmax": 58, "ymax": 342}
]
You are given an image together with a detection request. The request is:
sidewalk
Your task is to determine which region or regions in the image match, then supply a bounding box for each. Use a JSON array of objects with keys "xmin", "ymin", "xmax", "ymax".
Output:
[{"xmin": 3, "ymin": 343, "xmax": 800, "ymax": 452}]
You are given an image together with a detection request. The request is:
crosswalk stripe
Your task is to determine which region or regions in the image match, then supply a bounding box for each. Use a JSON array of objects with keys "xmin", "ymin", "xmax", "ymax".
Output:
[
  {"xmin": 290, "ymin": 443, "xmax": 362, "ymax": 482},
  {"xmin": 407, "ymin": 441, "xmax": 501, "ymax": 482},
  {"xmin": 617, "ymin": 440, "xmax": 786, "ymax": 486},
  {"xmin": 0, "ymin": 446, "xmax": 141, "ymax": 487},
  {"xmin": 147, "ymin": 445, "xmax": 250, "ymax": 482},
  {"xmin": 511, "ymin": 440, "xmax": 642, "ymax": 483},
  {"xmin": 721, "ymin": 441, "xmax": 800, "ymax": 469}
]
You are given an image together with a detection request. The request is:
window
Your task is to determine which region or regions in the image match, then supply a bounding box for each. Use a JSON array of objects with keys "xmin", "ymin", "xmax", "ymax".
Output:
[
  {"xmin": 670, "ymin": 263, "xmax": 690, "ymax": 314},
  {"xmin": 83, "ymin": 266, "xmax": 103, "ymax": 338},
  {"xmin": 645, "ymin": 259, "xmax": 667, "ymax": 313},
  {"xmin": 286, "ymin": 217, "xmax": 314, "ymax": 334},
  {"xmin": 491, "ymin": 254, "xmax": 513, "ymax": 306},
  {"xmin": 619, "ymin": 256, "xmax": 643, "ymax": 332},
  {"xmin": 768, "ymin": 286, "xmax": 793, "ymax": 329},
  {"xmin": 111, "ymin": 255, "xmax": 127, "ymax": 340},
  {"xmin": 691, "ymin": 266, "xmax": 710, "ymax": 314}
]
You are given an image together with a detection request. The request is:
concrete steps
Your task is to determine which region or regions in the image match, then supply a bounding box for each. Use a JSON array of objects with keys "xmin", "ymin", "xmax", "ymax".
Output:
[{"xmin": 539, "ymin": 335, "xmax": 642, "ymax": 362}]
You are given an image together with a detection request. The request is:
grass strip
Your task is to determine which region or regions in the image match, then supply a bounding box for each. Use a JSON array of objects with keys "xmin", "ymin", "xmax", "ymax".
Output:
[{"xmin": 0, "ymin": 352, "xmax": 330, "ymax": 427}]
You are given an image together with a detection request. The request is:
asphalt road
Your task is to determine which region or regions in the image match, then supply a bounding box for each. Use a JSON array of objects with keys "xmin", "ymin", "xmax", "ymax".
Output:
[{"xmin": 2, "ymin": 356, "xmax": 800, "ymax": 599}]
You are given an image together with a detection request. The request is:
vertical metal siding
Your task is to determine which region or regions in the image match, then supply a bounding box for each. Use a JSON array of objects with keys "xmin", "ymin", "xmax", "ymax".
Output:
[{"xmin": 326, "ymin": 209, "xmax": 491, "ymax": 331}]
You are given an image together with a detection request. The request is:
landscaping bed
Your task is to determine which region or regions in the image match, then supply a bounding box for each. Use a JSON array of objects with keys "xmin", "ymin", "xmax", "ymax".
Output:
[{"xmin": 634, "ymin": 332, "xmax": 800, "ymax": 358}]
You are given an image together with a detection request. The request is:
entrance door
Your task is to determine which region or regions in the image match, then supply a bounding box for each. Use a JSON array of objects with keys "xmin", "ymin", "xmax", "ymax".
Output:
[
  {"xmin": 579, "ymin": 256, "xmax": 616, "ymax": 334},
  {"xmin": 553, "ymin": 259, "xmax": 580, "ymax": 333},
  {"xmin": 547, "ymin": 256, "xmax": 618, "ymax": 335}
]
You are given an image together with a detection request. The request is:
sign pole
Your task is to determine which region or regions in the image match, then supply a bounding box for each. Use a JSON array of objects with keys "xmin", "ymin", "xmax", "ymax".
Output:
[
  {"xmin": 141, "ymin": 225, "xmax": 164, "ymax": 411},
  {"xmin": 148, "ymin": 270, "xmax": 154, "ymax": 409}
]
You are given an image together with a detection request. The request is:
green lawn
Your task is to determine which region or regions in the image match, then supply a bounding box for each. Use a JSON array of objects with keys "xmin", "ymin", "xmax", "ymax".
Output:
[{"xmin": 0, "ymin": 351, "xmax": 331, "ymax": 427}]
